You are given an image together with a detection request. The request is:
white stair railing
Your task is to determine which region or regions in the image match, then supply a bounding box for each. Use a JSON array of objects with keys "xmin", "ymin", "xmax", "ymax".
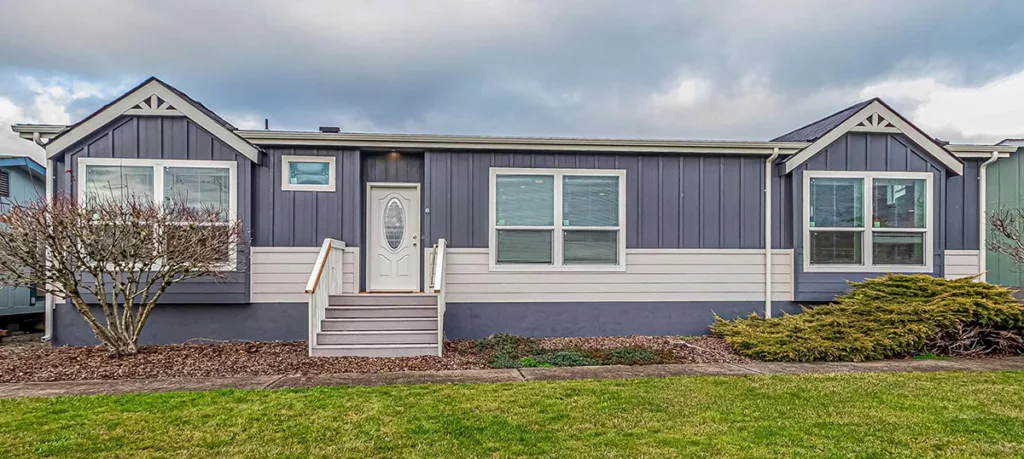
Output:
[
  {"xmin": 429, "ymin": 239, "xmax": 448, "ymax": 357},
  {"xmin": 305, "ymin": 239, "xmax": 346, "ymax": 355}
]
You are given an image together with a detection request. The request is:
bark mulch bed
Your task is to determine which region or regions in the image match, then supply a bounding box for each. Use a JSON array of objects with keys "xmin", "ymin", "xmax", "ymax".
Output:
[{"xmin": 0, "ymin": 336, "xmax": 744, "ymax": 383}]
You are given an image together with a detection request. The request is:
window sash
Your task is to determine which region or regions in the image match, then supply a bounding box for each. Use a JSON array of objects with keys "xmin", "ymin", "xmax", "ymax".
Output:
[
  {"xmin": 804, "ymin": 172, "xmax": 932, "ymax": 272},
  {"xmin": 490, "ymin": 168, "xmax": 625, "ymax": 270},
  {"xmin": 77, "ymin": 158, "xmax": 238, "ymax": 271}
]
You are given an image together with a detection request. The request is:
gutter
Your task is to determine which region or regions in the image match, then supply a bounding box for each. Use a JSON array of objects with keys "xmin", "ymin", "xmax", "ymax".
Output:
[
  {"xmin": 765, "ymin": 148, "xmax": 779, "ymax": 318},
  {"xmin": 41, "ymin": 158, "xmax": 54, "ymax": 342},
  {"xmin": 978, "ymin": 151, "xmax": 1001, "ymax": 282}
]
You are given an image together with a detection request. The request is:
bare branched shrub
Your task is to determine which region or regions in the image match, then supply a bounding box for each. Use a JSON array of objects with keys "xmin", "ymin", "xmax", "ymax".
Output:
[
  {"xmin": 0, "ymin": 193, "xmax": 247, "ymax": 356},
  {"xmin": 988, "ymin": 208, "xmax": 1024, "ymax": 267}
]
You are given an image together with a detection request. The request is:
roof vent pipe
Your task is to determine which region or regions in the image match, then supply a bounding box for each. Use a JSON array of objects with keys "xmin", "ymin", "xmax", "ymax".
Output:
[{"xmin": 319, "ymin": 126, "xmax": 341, "ymax": 134}]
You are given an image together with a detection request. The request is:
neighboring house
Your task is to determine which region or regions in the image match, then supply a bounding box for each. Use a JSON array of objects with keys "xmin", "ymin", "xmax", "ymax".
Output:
[
  {"xmin": 11, "ymin": 77, "xmax": 1018, "ymax": 357},
  {"xmin": 984, "ymin": 139, "xmax": 1024, "ymax": 291},
  {"xmin": 0, "ymin": 155, "xmax": 46, "ymax": 325}
]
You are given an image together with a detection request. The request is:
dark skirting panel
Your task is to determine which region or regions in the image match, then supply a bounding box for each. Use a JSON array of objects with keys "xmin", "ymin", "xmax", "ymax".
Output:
[
  {"xmin": 443, "ymin": 301, "xmax": 803, "ymax": 339},
  {"xmin": 52, "ymin": 302, "xmax": 308, "ymax": 346}
]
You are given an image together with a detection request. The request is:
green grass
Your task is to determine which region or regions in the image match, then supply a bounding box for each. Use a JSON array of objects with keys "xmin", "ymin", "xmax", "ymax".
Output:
[{"xmin": 3, "ymin": 371, "xmax": 1024, "ymax": 458}]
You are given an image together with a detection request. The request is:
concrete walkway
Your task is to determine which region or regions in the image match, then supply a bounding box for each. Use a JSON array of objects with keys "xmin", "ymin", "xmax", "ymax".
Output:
[{"xmin": 3, "ymin": 357, "xmax": 1024, "ymax": 399}]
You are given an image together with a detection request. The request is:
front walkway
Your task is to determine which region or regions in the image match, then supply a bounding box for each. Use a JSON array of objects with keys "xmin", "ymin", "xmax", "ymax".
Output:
[{"xmin": 3, "ymin": 357, "xmax": 1024, "ymax": 399}]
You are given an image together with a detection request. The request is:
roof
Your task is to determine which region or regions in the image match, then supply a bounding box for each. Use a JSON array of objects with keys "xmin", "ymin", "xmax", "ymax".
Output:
[
  {"xmin": 41, "ymin": 77, "xmax": 259, "ymax": 162},
  {"xmin": 0, "ymin": 156, "xmax": 45, "ymax": 176},
  {"xmin": 780, "ymin": 98, "xmax": 964, "ymax": 176},
  {"xmin": 772, "ymin": 99, "xmax": 875, "ymax": 142},
  {"xmin": 238, "ymin": 130, "xmax": 809, "ymax": 154}
]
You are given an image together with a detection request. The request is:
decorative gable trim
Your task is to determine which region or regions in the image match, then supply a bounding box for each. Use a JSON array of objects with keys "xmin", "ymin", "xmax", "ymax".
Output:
[
  {"xmin": 124, "ymin": 94, "xmax": 184, "ymax": 117},
  {"xmin": 849, "ymin": 112, "xmax": 900, "ymax": 133},
  {"xmin": 44, "ymin": 79, "xmax": 259, "ymax": 163},
  {"xmin": 782, "ymin": 100, "xmax": 963, "ymax": 176}
]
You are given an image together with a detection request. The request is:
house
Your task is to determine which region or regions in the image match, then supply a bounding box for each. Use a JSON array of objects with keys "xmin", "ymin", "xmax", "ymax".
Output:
[
  {"xmin": 11, "ymin": 77, "xmax": 1018, "ymax": 357},
  {"xmin": 984, "ymin": 138, "xmax": 1024, "ymax": 292},
  {"xmin": 0, "ymin": 155, "xmax": 46, "ymax": 327}
]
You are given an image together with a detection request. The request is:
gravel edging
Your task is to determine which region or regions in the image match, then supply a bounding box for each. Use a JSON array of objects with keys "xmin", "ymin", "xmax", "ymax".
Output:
[{"xmin": 0, "ymin": 336, "xmax": 743, "ymax": 383}]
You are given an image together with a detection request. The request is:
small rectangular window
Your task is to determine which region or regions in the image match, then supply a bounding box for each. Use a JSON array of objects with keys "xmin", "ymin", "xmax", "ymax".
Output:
[{"xmin": 281, "ymin": 156, "xmax": 336, "ymax": 192}]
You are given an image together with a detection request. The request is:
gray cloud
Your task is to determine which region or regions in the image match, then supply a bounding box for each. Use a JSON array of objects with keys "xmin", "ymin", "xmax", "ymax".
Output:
[{"xmin": 1, "ymin": 0, "xmax": 1023, "ymax": 148}]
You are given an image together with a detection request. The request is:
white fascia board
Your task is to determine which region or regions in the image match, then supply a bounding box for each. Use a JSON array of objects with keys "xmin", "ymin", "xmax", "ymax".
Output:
[
  {"xmin": 43, "ymin": 80, "xmax": 259, "ymax": 163},
  {"xmin": 782, "ymin": 100, "xmax": 964, "ymax": 176},
  {"xmin": 946, "ymin": 144, "xmax": 1017, "ymax": 158},
  {"xmin": 239, "ymin": 130, "xmax": 809, "ymax": 155}
]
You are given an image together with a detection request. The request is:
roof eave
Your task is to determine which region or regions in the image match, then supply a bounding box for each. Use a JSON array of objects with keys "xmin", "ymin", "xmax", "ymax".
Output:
[{"xmin": 238, "ymin": 130, "xmax": 810, "ymax": 154}]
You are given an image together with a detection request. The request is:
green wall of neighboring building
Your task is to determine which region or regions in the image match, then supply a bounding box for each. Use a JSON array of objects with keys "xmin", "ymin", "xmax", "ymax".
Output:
[{"xmin": 987, "ymin": 150, "xmax": 1024, "ymax": 288}]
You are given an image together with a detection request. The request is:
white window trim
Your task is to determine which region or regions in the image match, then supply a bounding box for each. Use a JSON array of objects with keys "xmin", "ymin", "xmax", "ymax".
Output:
[
  {"xmin": 77, "ymin": 157, "xmax": 239, "ymax": 271},
  {"xmin": 802, "ymin": 170, "xmax": 933, "ymax": 273},
  {"xmin": 488, "ymin": 167, "xmax": 627, "ymax": 272},
  {"xmin": 281, "ymin": 156, "xmax": 336, "ymax": 192}
]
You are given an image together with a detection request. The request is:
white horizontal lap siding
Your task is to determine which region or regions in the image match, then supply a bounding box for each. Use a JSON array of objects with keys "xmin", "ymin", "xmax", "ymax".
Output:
[
  {"xmin": 251, "ymin": 247, "xmax": 360, "ymax": 303},
  {"xmin": 944, "ymin": 250, "xmax": 981, "ymax": 280},
  {"xmin": 428, "ymin": 248, "xmax": 794, "ymax": 303}
]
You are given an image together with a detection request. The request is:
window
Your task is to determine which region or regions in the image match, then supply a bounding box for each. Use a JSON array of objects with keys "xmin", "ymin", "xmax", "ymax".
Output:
[
  {"xmin": 78, "ymin": 158, "xmax": 238, "ymax": 268},
  {"xmin": 0, "ymin": 170, "xmax": 9, "ymax": 198},
  {"xmin": 281, "ymin": 156, "xmax": 335, "ymax": 192},
  {"xmin": 804, "ymin": 171, "xmax": 931, "ymax": 272},
  {"xmin": 489, "ymin": 168, "xmax": 625, "ymax": 271}
]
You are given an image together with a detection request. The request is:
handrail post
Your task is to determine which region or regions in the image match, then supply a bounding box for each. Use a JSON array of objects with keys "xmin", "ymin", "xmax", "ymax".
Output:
[
  {"xmin": 432, "ymin": 239, "xmax": 447, "ymax": 356},
  {"xmin": 306, "ymin": 238, "xmax": 345, "ymax": 356}
]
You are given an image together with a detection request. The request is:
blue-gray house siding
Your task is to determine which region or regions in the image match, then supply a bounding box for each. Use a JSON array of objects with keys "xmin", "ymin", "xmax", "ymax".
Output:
[
  {"xmin": 424, "ymin": 151, "xmax": 784, "ymax": 250},
  {"xmin": 251, "ymin": 147, "xmax": 362, "ymax": 247}
]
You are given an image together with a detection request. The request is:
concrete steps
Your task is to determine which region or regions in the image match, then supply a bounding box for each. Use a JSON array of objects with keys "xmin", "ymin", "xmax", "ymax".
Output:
[
  {"xmin": 310, "ymin": 344, "xmax": 438, "ymax": 358},
  {"xmin": 313, "ymin": 293, "xmax": 439, "ymax": 357}
]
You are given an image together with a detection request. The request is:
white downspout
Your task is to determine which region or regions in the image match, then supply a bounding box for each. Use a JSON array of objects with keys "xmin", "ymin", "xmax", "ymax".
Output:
[
  {"xmin": 978, "ymin": 151, "xmax": 1000, "ymax": 282},
  {"xmin": 765, "ymin": 148, "xmax": 779, "ymax": 318},
  {"xmin": 42, "ymin": 158, "xmax": 54, "ymax": 342}
]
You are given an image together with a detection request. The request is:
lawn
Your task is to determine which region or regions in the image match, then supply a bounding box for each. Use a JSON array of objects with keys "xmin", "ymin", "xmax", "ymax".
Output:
[{"xmin": 3, "ymin": 372, "xmax": 1024, "ymax": 458}]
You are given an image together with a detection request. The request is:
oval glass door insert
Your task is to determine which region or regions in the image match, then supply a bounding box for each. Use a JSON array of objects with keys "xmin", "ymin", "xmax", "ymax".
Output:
[{"xmin": 383, "ymin": 197, "xmax": 406, "ymax": 251}]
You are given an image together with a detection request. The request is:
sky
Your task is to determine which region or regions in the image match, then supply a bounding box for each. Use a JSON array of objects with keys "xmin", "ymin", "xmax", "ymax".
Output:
[{"xmin": 2, "ymin": 0, "xmax": 1024, "ymax": 163}]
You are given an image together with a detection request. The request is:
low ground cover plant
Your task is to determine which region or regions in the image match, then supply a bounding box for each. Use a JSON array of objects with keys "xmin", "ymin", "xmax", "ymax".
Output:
[
  {"xmin": 712, "ymin": 274, "xmax": 1024, "ymax": 362},
  {"xmin": 478, "ymin": 334, "xmax": 668, "ymax": 368}
]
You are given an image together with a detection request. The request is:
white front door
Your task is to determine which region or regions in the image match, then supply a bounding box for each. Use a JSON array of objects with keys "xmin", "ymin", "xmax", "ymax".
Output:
[{"xmin": 367, "ymin": 183, "xmax": 421, "ymax": 292}]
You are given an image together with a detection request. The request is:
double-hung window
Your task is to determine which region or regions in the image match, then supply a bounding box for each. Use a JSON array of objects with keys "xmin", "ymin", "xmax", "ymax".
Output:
[
  {"xmin": 78, "ymin": 158, "xmax": 238, "ymax": 269},
  {"xmin": 489, "ymin": 168, "xmax": 626, "ymax": 271},
  {"xmin": 804, "ymin": 171, "xmax": 932, "ymax": 272}
]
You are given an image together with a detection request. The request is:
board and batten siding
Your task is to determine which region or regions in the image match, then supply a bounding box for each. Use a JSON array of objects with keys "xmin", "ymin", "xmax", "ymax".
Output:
[
  {"xmin": 252, "ymin": 147, "xmax": 361, "ymax": 247},
  {"xmin": 427, "ymin": 248, "xmax": 794, "ymax": 302},
  {"xmin": 52, "ymin": 115, "xmax": 251, "ymax": 304},
  {"xmin": 985, "ymin": 151, "xmax": 1024, "ymax": 288},
  {"xmin": 791, "ymin": 132, "xmax": 948, "ymax": 302},
  {"xmin": 944, "ymin": 250, "xmax": 981, "ymax": 279},
  {"xmin": 250, "ymin": 247, "xmax": 360, "ymax": 303},
  {"xmin": 424, "ymin": 151, "xmax": 790, "ymax": 250}
]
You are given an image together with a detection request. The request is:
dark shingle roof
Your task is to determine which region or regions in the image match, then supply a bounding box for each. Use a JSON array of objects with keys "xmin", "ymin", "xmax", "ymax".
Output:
[{"xmin": 772, "ymin": 98, "xmax": 876, "ymax": 142}]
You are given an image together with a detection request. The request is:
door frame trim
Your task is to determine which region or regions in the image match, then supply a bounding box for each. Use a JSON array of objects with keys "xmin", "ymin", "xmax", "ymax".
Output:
[{"xmin": 365, "ymin": 182, "xmax": 422, "ymax": 293}]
